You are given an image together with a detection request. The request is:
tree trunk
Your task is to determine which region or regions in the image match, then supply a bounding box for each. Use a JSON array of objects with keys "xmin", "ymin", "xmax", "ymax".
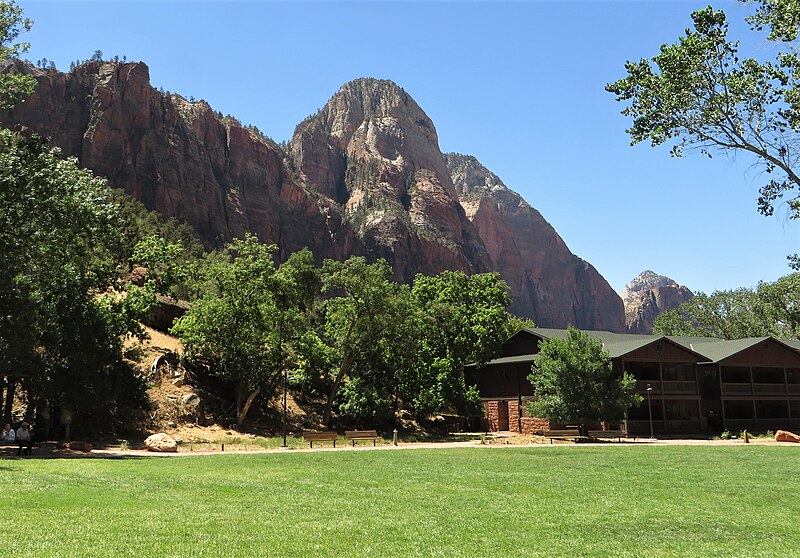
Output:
[
  {"xmin": 322, "ymin": 352, "xmax": 354, "ymax": 426},
  {"xmin": 235, "ymin": 380, "xmax": 243, "ymax": 423},
  {"xmin": 237, "ymin": 389, "xmax": 260, "ymax": 425},
  {"xmin": 322, "ymin": 320, "xmax": 357, "ymax": 426},
  {"xmin": 3, "ymin": 380, "xmax": 15, "ymax": 425}
]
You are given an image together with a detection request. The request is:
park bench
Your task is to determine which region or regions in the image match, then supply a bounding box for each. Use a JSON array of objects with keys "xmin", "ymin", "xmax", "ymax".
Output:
[
  {"xmin": 588, "ymin": 430, "xmax": 629, "ymax": 442},
  {"xmin": 344, "ymin": 430, "xmax": 381, "ymax": 447},
  {"xmin": 0, "ymin": 439, "xmax": 37, "ymax": 454},
  {"xmin": 538, "ymin": 429, "xmax": 580, "ymax": 444},
  {"xmin": 302, "ymin": 431, "xmax": 338, "ymax": 448}
]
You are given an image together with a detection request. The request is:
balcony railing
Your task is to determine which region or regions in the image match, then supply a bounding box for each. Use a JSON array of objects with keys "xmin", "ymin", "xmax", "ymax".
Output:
[
  {"xmin": 723, "ymin": 382, "xmax": 796, "ymax": 395},
  {"xmin": 662, "ymin": 381, "xmax": 697, "ymax": 394},
  {"xmin": 721, "ymin": 383, "xmax": 753, "ymax": 395},
  {"xmin": 753, "ymin": 383, "xmax": 788, "ymax": 395}
]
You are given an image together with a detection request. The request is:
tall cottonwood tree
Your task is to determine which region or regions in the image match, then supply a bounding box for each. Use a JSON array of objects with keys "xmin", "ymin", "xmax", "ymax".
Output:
[
  {"xmin": 607, "ymin": 2, "xmax": 800, "ymax": 221},
  {"xmin": 172, "ymin": 236, "xmax": 280, "ymax": 424},
  {"xmin": 653, "ymin": 272, "xmax": 800, "ymax": 339},
  {"xmin": 0, "ymin": 0, "xmax": 35, "ymax": 109}
]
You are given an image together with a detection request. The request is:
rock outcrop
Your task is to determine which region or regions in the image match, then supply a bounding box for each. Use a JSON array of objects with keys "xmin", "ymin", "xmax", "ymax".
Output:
[
  {"xmin": 144, "ymin": 432, "xmax": 178, "ymax": 452},
  {"xmin": 446, "ymin": 153, "xmax": 625, "ymax": 331},
  {"xmin": 0, "ymin": 60, "xmax": 627, "ymax": 330},
  {"xmin": 0, "ymin": 59, "xmax": 353, "ymax": 262},
  {"xmin": 621, "ymin": 270, "xmax": 694, "ymax": 334},
  {"xmin": 290, "ymin": 78, "xmax": 490, "ymax": 281},
  {"xmin": 775, "ymin": 429, "xmax": 800, "ymax": 443}
]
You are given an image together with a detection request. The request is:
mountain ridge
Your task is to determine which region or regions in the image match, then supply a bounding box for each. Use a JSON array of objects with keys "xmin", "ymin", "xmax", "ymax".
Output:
[{"xmin": 0, "ymin": 59, "xmax": 626, "ymax": 331}]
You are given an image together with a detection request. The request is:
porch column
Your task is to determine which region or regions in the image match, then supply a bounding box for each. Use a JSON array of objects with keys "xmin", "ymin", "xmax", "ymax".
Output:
[
  {"xmin": 719, "ymin": 366, "xmax": 727, "ymax": 430},
  {"xmin": 697, "ymin": 399, "xmax": 703, "ymax": 432},
  {"xmin": 785, "ymin": 367, "xmax": 790, "ymax": 396},
  {"xmin": 659, "ymin": 362, "xmax": 666, "ymax": 432},
  {"xmin": 516, "ymin": 366, "xmax": 522, "ymax": 433},
  {"xmin": 753, "ymin": 397, "xmax": 759, "ymax": 431}
]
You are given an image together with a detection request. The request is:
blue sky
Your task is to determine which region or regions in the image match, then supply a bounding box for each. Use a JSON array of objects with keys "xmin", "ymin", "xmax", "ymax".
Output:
[{"xmin": 18, "ymin": 0, "xmax": 800, "ymax": 294}]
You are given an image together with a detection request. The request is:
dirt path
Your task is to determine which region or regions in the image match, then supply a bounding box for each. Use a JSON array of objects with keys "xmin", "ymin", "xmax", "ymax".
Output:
[{"xmin": 3, "ymin": 434, "xmax": 794, "ymax": 460}]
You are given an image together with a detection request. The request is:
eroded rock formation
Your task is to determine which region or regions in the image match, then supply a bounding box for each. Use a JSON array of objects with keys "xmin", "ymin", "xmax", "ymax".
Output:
[
  {"xmin": 621, "ymin": 270, "xmax": 694, "ymax": 333},
  {"xmin": 0, "ymin": 60, "xmax": 627, "ymax": 330},
  {"xmin": 446, "ymin": 153, "xmax": 625, "ymax": 331}
]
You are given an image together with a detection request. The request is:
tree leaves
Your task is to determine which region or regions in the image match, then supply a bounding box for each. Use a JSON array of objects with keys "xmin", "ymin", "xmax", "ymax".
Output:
[{"xmin": 607, "ymin": 4, "xmax": 800, "ymax": 218}]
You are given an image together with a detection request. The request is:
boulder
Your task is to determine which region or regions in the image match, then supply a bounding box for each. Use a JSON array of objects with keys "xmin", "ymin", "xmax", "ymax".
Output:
[
  {"xmin": 181, "ymin": 393, "xmax": 201, "ymax": 408},
  {"xmin": 775, "ymin": 430, "xmax": 800, "ymax": 443},
  {"xmin": 144, "ymin": 432, "xmax": 178, "ymax": 452}
]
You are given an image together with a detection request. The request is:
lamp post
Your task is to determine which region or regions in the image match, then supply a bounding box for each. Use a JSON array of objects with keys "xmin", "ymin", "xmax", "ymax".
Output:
[
  {"xmin": 646, "ymin": 384, "xmax": 656, "ymax": 441},
  {"xmin": 282, "ymin": 367, "xmax": 288, "ymax": 448}
]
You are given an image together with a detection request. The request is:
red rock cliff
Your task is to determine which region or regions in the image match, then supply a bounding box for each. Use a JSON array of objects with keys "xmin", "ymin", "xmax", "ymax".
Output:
[
  {"xmin": 446, "ymin": 153, "xmax": 625, "ymax": 331},
  {"xmin": 2, "ymin": 61, "xmax": 627, "ymax": 330},
  {"xmin": 290, "ymin": 78, "xmax": 490, "ymax": 281},
  {"xmin": 0, "ymin": 59, "xmax": 354, "ymax": 261}
]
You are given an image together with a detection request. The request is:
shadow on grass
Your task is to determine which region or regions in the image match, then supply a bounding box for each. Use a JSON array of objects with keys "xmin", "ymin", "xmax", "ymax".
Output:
[{"xmin": 0, "ymin": 446, "xmax": 151, "ymax": 461}]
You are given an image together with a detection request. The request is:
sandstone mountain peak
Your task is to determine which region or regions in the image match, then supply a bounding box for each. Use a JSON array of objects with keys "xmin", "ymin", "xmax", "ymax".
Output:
[
  {"xmin": 621, "ymin": 270, "xmax": 694, "ymax": 334},
  {"xmin": 445, "ymin": 153, "xmax": 527, "ymax": 203},
  {"xmin": 622, "ymin": 270, "xmax": 680, "ymax": 294},
  {"xmin": 1, "ymin": 59, "xmax": 628, "ymax": 330},
  {"xmin": 446, "ymin": 153, "xmax": 624, "ymax": 331}
]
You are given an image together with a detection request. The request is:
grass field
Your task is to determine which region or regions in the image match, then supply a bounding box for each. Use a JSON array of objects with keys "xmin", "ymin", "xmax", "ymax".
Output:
[{"xmin": 2, "ymin": 446, "xmax": 799, "ymax": 557}]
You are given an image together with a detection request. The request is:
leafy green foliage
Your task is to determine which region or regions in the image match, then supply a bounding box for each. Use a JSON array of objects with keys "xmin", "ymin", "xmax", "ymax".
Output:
[
  {"xmin": 528, "ymin": 327, "xmax": 641, "ymax": 433},
  {"xmin": 319, "ymin": 257, "xmax": 408, "ymax": 423},
  {"xmin": 172, "ymin": 235, "xmax": 280, "ymax": 420},
  {"xmin": 0, "ymin": 1, "xmax": 35, "ymax": 109},
  {"xmin": 410, "ymin": 271, "xmax": 512, "ymax": 417},
  {"xmin": 653, "ymin": 272, "xmax": 800, "ymax": 339},
  {"xmin": 607, "ymin": 3, "xmax": 800, "ymax": 218},
  {"xmin": 0, "ymin": 130, "xmax": 148, "ymax": 431}
]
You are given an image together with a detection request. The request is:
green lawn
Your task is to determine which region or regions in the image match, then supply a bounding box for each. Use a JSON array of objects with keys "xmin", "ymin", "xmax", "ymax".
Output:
[{"xmin": 2, "ymin": 446, "xmax": 798, "ymax": 557}]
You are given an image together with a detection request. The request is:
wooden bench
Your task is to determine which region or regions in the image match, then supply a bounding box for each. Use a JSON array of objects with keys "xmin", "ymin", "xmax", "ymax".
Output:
[
  {"xmin": 588, "ymin": 430, "xmax": 629, "ymax": 442},
  {"xmin": 0, "ymin": 439, "xmax": 37, "ymax": 454},
  {"xmin": 538, "ymin": 429, "xmax": 580, "ymax": 444},
  {"xmin": 302, "ymin": 431, "xmax": 338, "ymax": 448},
  {"xmin": 344, "ymin": 430, "xmax": 381, "ymax": 447}
]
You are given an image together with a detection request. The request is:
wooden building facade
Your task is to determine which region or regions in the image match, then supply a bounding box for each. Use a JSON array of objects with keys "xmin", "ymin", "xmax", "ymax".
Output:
[{"xmin": 465, "ymin": 328, "xmax": 800, "ymax": 435}]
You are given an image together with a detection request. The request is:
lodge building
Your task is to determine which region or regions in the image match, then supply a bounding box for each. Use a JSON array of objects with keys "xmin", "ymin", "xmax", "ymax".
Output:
[{"xmin": 464, "ymin": 328, "xmax": 800, "ymax": 435}]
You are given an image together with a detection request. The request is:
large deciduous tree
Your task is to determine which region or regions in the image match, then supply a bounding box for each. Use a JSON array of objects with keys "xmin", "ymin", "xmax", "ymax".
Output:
[
  {"xmin": 528, "ymin": 328, "xmax": 641, "ymax": 436},
  {"xmin": 607, "ymin": 3, "xmax": 800, "ymax": 221},
  {"xmin": 653, "ymin": 272, "xmax": 800, "ymax": 339},
  {"xmin": 319, "ymin": 257, "xmax": 404, "ymax": 424},
  {"xmin": 0, "ymin": 130, "xmax": 149, "ymax": 431},
  {"xmin": 410, "ymin": 271, "xmax": 512, "ymax": 418},
  {"xmin": 0, "ymin": 1, "xmax": 35, "ymax": 109},
  {"xmin": 171, "ymin": 235, "xmax": 281, "ymax": 424}
]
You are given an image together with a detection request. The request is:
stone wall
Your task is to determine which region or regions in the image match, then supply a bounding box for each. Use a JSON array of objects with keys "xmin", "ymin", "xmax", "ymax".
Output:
[{"xmin": 484, "ymin": 399, "xmax": 549, "ymax": 433}]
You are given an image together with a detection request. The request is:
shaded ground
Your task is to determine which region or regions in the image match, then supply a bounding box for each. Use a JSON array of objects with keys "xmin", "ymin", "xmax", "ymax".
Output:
[{"xmin": 2, "ymin": 431, "xmax": 794, "ymax": 460}]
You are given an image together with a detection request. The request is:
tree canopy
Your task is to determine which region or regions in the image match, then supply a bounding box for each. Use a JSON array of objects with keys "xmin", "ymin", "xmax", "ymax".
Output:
[
  {"xmin": 607, "ymin": 2, "xmax": 800, "ymax": 221},
  {"xmin": 528, "ymin": 328, "xmax": 641, "ymax": 436},
  {"xmin": 0, "ymin": 130, "xmax": 150, "ymax": 430},
  {"xmin": 0, "ymin": 1, "xmax": 35, "ymax": 109},
  {"xmin": 653, "ymin": 272, "xmax": 800, "ymax": 339}
]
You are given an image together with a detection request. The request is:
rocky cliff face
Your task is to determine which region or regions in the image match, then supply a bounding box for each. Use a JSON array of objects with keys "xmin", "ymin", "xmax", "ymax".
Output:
[
  {"xmin": 290, "ymin": 78, "xmax": 490, "ymax": 281},
  {"xmin": 0, "ymin": 59, "xmax": 354, "ymax": 261},
  {"xmin": 621, "ymin": 270, "xmax": 694, "ymax": 333},
  {"xmin": 446, "ymin": 154, "xmax": 625, "ymax": 331},
  {"xmin": 1, "ymin": 60, "xmax": 627, "ymax": 330}
]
